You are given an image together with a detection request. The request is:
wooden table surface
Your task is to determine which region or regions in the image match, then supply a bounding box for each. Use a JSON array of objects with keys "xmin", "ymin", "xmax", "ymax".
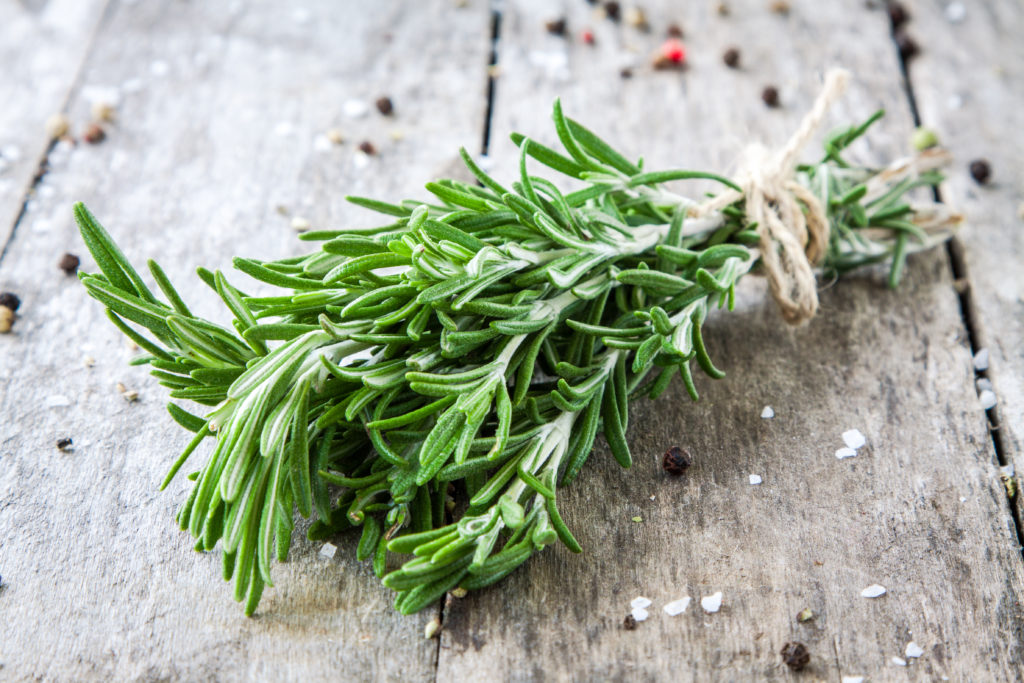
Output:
[{"xmin": 1, "ymin": 1, "xmax": 1022, "ymax": 681}]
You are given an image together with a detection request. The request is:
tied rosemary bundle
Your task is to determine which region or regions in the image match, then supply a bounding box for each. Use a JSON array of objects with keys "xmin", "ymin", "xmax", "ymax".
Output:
[{"xmin": 75, "ymin": 74, "xmax": 959, "ymax": 616}]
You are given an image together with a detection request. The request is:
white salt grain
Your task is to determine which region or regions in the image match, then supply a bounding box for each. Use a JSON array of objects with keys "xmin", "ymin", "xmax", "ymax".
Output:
[
  {"xmin": 835, "ymin": 447, "xmax": 857, "ymax": 460},
  {"xmin": 860, "ymin": 584, "xmax": 886, "ymax": 598},
  {"xmin": 905, "ymin": 641, "xmax": 924, "ymax": 658},
  {"xmin": 761, "ymin": 405, "xmax": 774, "ymax": 419},
  {"xmin": 663, "ymin": 597, "xmax": 691, "ymax": 616},
  {"xmin": 313, "ymin": 134, "xmax": 332, "ymax": 151},
  {"xmin": 343, "ymin": 99, "xmax": 370, "ymax": 119},
  {"xmin": 976, "ymin": 377, "xmax": 993, "ymax": 392},
  {"xmin": 46, "ymin": 395, "xmax": 71, "ymax": 408},
  {"xmin": 630, "ymin": 596, "xmax": 652, "ymax": 609},
  {"xmin": 631, "ymin": 606, "xmax": 649, "ymax": 622},
  {"xmin": 973, "ymin": 347, "xmax": 990, "ymax": 371},
  {"xmin": 841, "ymin": 677, "xmax": 865, "ymax": 683},
  {"xmin": 319, "ymin": 542, "xmax": 337, "ymax": 559},
  {"xmin": 701, "ymin": 592, "xmax": 722, "ymax": 613},
  {"xmin": 150, "ymin": 60, "xmax": 170, "ymax": 77},
  {"xmin": 979, "ymin": 390, "xmax": 997, "ymax": 410},
  {"xmin": 842, "ymin": 429, "xmax": 866, "ymax": 449},
  {"xmin": 290, "ymin": 216, "xmax": 311, "ymax": 232},
  {"xmin": 749, "ymin": 474, "xmax": 762, "ymax": 485},
  {"xmin": 945, "ymin": 2, "xmax": 966, "ymax": 23},
  {"xmin": 891, "ymin": 656, "xmax": 907, "ymax": 666},
  {"xmin": 273, "ymin": 121, "xmax": 295, "ymax": 137},
  {"xmin": 352, "ymin": 152, "xmax": 371, "ymax": 170}
]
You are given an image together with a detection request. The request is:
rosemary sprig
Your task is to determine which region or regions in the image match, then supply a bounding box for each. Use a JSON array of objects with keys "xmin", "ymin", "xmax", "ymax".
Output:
[{"xmin": 75, "ymin": 102, "xmax": 956, "ymax": 615}]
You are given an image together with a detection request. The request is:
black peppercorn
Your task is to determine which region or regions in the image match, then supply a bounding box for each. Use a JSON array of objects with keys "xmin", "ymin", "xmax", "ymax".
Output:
[
  {"xmin": 603, "ymin": 1, "xmax": 621, "ymax": 21},
  {"xmin": 56, "ymin": 437, "xmax": 73, "ymax": 451},
  {"xmin": 0, "ymin": 292, "xmax": 20, "ymax": 311},
  {"xmin": 887, "ymin": 1, "xmax": 909, "ymax": 28},
  {"xmin": 895, "ymin": 30, "xmax": 919, "ymax": 60},
  {"xmin": 58, "ymin": 253, "xmax": 80, "ymax": 275},
  {"xmin": 375, "ymin": 97, "xmax": 394, "ymax": 116},
  {"xmin": 83, "ymin": 123, "xmax": 105, "ymax": 144},
  {"xmin": 969, "ymin": 159, "xmax": 991, "ymax": 184},
  {"xmin": 723, "ymin": 47, "xmax": 740, "ymax": 68},
  {"xmin": 662, "ymin": 446, "xmax": 692, "ymax": 475},
  {"xmin": 623, "ymin": 614, "xmax": 637, "ymax": 630},
  {"xmin": 358, "ymin": 140, "xmax": 377, "ymax": 155},
  {"xmin": 761, "ymin": 86, "xmax": 780, "ymax": 108},
  {"xmin": 619, "ymin": 67, "xmax": 633, "ymax": 79},
  {"xmin": 545, "ymin": 17, "xmax": 567, "ymax": 36},
  {"xmin": 780, "ymin": 642, "xmax": 810, "ymax": 671}
]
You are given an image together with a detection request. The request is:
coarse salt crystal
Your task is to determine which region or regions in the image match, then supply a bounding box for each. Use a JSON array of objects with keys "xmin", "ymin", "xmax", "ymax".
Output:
[
  {"xmin": 945, "ymin": 2, "xmax": 966, "ymax": 22},
  {"xmin": 979, "ymin": 390, "xmax": 997, "ymax": 410},
  {"xmin": 761, "ymin": 405, "xmax": 774, "ymax": 419},
  {"xmin": 701, "ymin": 591, "xmax": 722, "ymax": 613},
  {"xmin": 905, "ymin": 641, "xmax": 924, "ymax": 658},
  {"xmin": 46, "ymin": 395, "xmax": 71, "ymax": 408},
  {"xmin": 319, "ymin": 542, "xmax": 337, "ymax": 559},
  {"xmin": 749, "ymin": 474, "xmax": 762, "ymax": 485},
  {"xmin": 663, "ymin": 597, "xmax": 691, "ymax": 616},
  {"xmin": 977, "ymin": 377, "xmax": 993, "ymax": 392},
  {"xmin": 842, "ymin": 429, "xmax": 866, "ymax": 449},
  {"xmin": 631, "ymin": 606, "xmax": 649, "ymax": 622},
  {"xmin": 1000, "ymin": 464, "xmax": 1014, "ymax": 477},
  {"xmin": 835, "ymin": 447, "xmax": 857, "ymax": 460},
  {"xmin": 290, "ymin": 216, "xmax": 311, "ymax": 232},
  {"xmin": 841, "ymin": 677, "xmax": 865, "ymax": 683},
  {"xmin": 861, "ymin": 584, "xmax": 886, "ymax": 598},
  {"xmin": 630, "ymin": 596, "xmax": 651, "ymax": 609},
  {"xmin": 352, "ymin": 152, "xmax": 371, "ymax": 170},
  {"xmin": 343, "ymin": 99, "xmax": 369, "ymax": 119},
  {"xmin": 960, "ymin": 497, "xmax": 967, "ymax": 503},
  {"xmin": 891, "ymin": 656, "xmax": 907, "ymax": 666},
  {"xmin": 973, "ymin": 348, "xmax": 990, "ymax": 371}
]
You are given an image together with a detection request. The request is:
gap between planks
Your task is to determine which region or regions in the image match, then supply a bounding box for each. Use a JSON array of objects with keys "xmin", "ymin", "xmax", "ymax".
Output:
[
  {"xmin": 0, "ymin": 0, "xmax": 115, "ymax": 270},
  {"xmin": 882, "ymin": 5, "xmax": 1024, "ymax": 556}
]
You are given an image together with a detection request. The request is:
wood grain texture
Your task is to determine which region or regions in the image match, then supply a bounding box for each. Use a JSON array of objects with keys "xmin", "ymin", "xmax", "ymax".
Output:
[
  {"xmin": 434, "ymin": 1, "xmax": 1024, "ymax": 681},
  {"xmin": 905, "ymin": 0, "xmax": 1024, "ymax": 515},
  {"xmin": 0, "ymin": 0, "xmax": 490, "ymax": 680},
  {"xmin": 0, "ymin": 0, "xmax": 108, "ymax": 252}
]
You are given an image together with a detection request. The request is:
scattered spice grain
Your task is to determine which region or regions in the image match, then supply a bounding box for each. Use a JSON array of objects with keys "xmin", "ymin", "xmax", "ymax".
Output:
[
  {"xmin": 723, "ymin": 47, "xmax": 740, "ymax": 68},
  {"xmin": 623, "ymin": 614, "xmax": 637, "ymax": 630},
  {"xmin": 56, "ymin": 437, "xmax": 73, "ymax": 451},
  {"xmin": 358, "ymin": 140, "xmax": 377, "ymax": 156},
  {"xmin": 769, "ymin": 0, "xmax": 791, "ymax": 15},
  {"xmin": 797, "ymin": 608, "xmax": 815, "ymax": 623},
  {"xmin": 969, "ymin": 159, "xmax": 991, "ymax": 184},
  {"xmin": 666, "ymin": 23, "xmax": 683, "ymax": 38},
  {"xmin": 0, "ymin": 306, "xmax": 14, "ymax": 334},
  {"xmin": 0, "ymin": 292, "xmax": 20, "ymax": 311},
  {"xmin": 662, "ymin": 445, "xmax": 691, "ymax": 475},
  {"xmin": 83, "ymin": 123, "xmax": 106, "ymax": 144},
  {"xmin": 545, "ymin": 17, "xmax": 567, "ymax": 35},
  {"xmin": 375, "ymin": 96, "xmax": 394, "ymax": 116},
  {"xmin": 780, "ymin": 642, "xmax": 810, "ymax": 671},
  {"xmin": 44, "ymin": 114, "xmax": 70, "ymax": 140},
  {"xmin": 895, "ymin": 31, "xmax": 919, "ymax": 60},
  {"xmin": 761, "ymin": 85, "xmax": 780, "ymax": 107},
  {"xmin": 603, "ymin": 2, "xmax": 621, "ymax": 21},
  {"xmin": 58, "ymin": 253, "xmax": 80, "ymax": 275},
  {"xmin": 887, "ymin": 1, "xmax": 909, "ymax": 27}
]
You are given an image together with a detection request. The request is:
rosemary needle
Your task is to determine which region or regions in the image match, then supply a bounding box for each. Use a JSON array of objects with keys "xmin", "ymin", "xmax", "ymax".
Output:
[{"xmin": 75, "ymin": 101, "xmax": 956, "ymax": 615}]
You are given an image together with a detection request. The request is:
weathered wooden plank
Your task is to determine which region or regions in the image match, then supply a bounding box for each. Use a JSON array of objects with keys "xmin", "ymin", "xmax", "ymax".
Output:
[
  {"xmin": 0, "ymin": 0, "xmax": 108, "ymax": 250},
  {"xmin": 905, "ymin": 0, "xmax": 1024, "ymax": 514},
  {"xmin": 435, "ymin": 1, "xmax": 1024, "ymax": 680},
  {"xmin": 0, "ymin": 1, "xmax": 490, "ymax": 680}
]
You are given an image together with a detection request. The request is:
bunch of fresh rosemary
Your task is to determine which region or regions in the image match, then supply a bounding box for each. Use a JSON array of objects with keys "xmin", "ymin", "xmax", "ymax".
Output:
[{"xmin": 75, "ymin": 100, "xmax": 956, "ymax": 615}]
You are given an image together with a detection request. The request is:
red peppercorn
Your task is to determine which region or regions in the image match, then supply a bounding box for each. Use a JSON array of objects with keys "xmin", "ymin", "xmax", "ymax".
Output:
[
  {"xmin": 661, "ymin": 38, "xmax": 685, "ymax": 64},
  {"xmin": 662, "ymin": 446, "xmax": 692, "ymax": 475},
  {"xmin": 582, "ymin": 29, "xmax": 595, "ymax": 45}
]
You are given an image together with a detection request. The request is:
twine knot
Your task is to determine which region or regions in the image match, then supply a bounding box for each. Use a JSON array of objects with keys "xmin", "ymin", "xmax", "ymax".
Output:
[{"xmin": 695, "ymin": 69, "xmax": 850, "ymax": 325}]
